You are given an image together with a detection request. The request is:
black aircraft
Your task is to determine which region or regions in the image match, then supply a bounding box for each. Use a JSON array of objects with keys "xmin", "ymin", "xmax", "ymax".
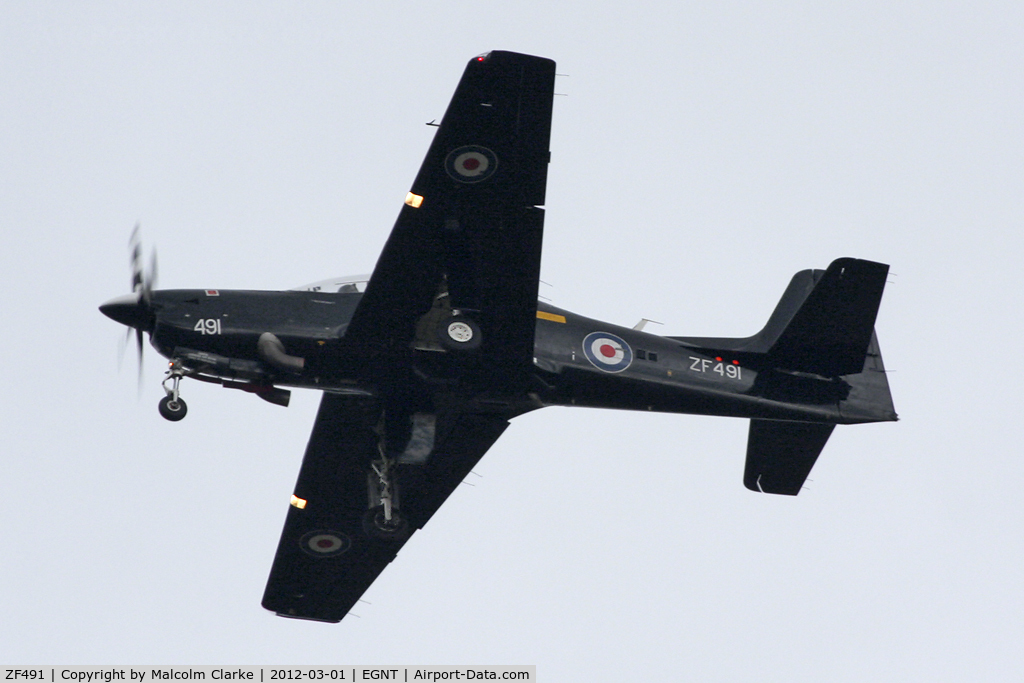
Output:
[{"xmin": 100, "ymin": 51, "xmax": 897, "ymax": 623}]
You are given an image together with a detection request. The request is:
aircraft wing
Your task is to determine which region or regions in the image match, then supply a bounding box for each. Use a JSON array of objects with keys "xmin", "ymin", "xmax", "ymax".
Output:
[
  {"xmin": 262, "ymin": 393, "xmax": 508, "ymax": 622},
  {"xmin": 342, "ymin": 51, "xmax": 557, "ymax": 388},
  {"xmin": 263, "ymin": 51, "xmax": 553, "ymax": 622}
]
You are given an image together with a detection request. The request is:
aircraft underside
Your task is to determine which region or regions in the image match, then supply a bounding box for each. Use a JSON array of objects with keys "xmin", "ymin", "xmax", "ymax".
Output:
[{"xmin": 100, "ymin": 50, "xmax": 896, "ymax": 623}]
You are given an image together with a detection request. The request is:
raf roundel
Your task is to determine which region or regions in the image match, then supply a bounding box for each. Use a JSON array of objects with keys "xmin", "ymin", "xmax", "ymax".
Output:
[
  {"xmin": 299, "ymin": 530, "xmax": 352, "ymax": 558},
  {"xmin": 582, "ymin": 331, "xmax": 633, "ymax": 373},
  {"xmin": 445, "ymin": 145, "xmax": 498, "ymax": 183}
]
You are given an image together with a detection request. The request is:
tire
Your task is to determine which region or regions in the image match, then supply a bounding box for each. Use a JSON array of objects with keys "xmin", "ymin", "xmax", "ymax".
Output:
[
  {"xmin": 362, "ymin": 505, "xmax": 410, "ymax": 542},
  {"xmin": 437, "ymin": 316, "xmax": 482, "ymax": 351},
  {"xmin": 158, "ymin": 395, "xmax": 188, "ymax": 421}
]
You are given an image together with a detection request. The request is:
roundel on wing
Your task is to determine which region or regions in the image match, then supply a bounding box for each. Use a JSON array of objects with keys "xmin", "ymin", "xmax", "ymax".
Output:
[
  {"xmin": 582, "ymin": 331, "xmax": 633, "ymax": 373},
  {"xmin": 445, "ymin": 145, "xmax": 498, "ymax": 183},
  {"xmin": 299, "ymin": 530, "xmax": 352, "ymax": 558}
]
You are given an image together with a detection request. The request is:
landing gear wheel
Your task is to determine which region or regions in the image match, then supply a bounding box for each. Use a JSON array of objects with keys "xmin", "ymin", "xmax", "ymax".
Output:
[
  {"xmin": 437, "ymin": 316, "xmax": 481, "ymax": 351},
  {"xmin": 158, "ymin": 395, "xmax": 188, "ymax": 421},
  {"xmin": 362, "ymin": 505, "xmax": 410, "ymax": 541}
]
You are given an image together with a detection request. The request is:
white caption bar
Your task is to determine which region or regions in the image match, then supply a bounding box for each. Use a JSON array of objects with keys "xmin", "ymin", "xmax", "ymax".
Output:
[{"xmin": 1, "ymin": 668, "xmax": 535, "ymax": 683}]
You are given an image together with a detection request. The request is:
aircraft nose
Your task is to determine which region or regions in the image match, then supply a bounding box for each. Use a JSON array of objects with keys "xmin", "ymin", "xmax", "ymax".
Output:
[{"xmin": 99, "ymin": 293, "xmax": 149, "ymax": 329}]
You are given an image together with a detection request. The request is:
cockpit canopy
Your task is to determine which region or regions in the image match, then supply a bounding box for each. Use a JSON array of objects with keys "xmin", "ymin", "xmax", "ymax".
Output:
[{"xmin": 291, "ymin": 275, "xmax": 370, "ymax": 294}]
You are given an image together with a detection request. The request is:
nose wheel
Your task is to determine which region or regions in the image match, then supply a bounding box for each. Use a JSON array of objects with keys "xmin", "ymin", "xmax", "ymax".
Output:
[
  {"xmin": 159, "ymin": 358, "xmax": 188, "ymax": 421},
  {"xmin": 158, "ymin": 395, "xmax": 188, "ymax": 421}
]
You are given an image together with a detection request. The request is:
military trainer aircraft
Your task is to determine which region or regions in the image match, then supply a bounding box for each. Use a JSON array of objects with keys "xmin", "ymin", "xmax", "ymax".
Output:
[{"xmin": 100, "ymin": 51, "xmax": 897, "ymax": 623}]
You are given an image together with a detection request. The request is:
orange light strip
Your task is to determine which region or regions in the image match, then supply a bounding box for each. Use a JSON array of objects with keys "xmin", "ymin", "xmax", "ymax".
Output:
[{"xmin": 536, "ymin": 311, "xmax": 566, "ymax": 323}]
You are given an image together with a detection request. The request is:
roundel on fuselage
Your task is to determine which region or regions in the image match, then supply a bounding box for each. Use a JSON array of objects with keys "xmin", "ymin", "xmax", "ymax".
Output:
[{"xmin": 582, "ymin": 331, "xmax": 633, "ymax": 373}]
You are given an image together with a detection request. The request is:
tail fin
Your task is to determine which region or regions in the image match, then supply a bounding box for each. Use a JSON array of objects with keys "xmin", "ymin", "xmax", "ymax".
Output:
[
  {"xmin": 762, "ymin": 258, "xmax": 888, "ymax": 376},
  {"xmin": 673, "ymin": 259, "xmax": 895, "ymax": 495},
  {"xmin": 674, "ymin": 258, "xmax": 889, "ymax": 377}
]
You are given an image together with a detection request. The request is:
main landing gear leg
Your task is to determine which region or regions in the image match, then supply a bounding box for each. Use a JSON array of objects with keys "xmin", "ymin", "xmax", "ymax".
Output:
[
  {"xmin": 363, "ymin": 444, "xmax": 409, "ymax": 540},
  {"xmin": 373, "ymin": 456, "xmax": 396, "ymax": 522},
  {"xmin": 158, "ymin": 359, "xmax": 188, "ymax": 421}
]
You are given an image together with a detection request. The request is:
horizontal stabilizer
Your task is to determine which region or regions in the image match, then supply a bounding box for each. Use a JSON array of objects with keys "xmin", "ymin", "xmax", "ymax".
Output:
[{"xmin": 744, "ymin": 419, "xmax": 836, "ymax": 495}]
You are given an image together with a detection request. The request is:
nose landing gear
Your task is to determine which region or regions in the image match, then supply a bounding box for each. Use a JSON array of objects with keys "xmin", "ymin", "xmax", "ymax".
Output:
[
  {"xmin": 158, "ymin": 359, "xmax": 188, "ymax": 421},
  {"xmin": 158, "ymin": 395, "xmax": 187, "ymax": 421}
]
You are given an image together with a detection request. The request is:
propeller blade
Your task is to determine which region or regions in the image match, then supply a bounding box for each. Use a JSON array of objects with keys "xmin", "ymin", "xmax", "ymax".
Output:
[
  {"xmin": 130, "ymin": 222, "xmax": 143, "ymax": 295},
  {"xmin": 146, "ymin": 248, "xmax": 158, "ymax": 303},
  {"xmin": 148, "ymin": 248, "xmax": 157, "ymax": 290},
  {"xmin": 111, "ymin": 222, "xmax": 155, "ymax": 396},
  {"xmin": 136, "ymin": 327, "xmax": 145, "ymax": 393},
  {"xmin": 118, "ymin": 327, "xmax": 131, "ymax": 370}
]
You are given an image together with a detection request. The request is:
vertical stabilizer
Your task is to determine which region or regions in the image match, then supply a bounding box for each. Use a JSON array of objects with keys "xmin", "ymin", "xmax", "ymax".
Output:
[
  {"xmin": 765, "ymin": 258, "xmax": 889, "ymax": 377},
  {"xmin": 671, "ymin": 257, "xmax": 889, "ymax": 378}
]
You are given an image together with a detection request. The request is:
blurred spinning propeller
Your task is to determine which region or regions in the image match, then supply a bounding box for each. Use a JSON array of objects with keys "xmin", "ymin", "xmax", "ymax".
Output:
[{"xmin": 101, "ymin": 223, "xmax": 158, "ymax": 388}]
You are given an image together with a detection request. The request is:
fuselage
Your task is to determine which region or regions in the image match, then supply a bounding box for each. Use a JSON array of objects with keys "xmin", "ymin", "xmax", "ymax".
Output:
[{"xmin": 127, "ymin": 287, "xmax": 894, "ymax": 426}]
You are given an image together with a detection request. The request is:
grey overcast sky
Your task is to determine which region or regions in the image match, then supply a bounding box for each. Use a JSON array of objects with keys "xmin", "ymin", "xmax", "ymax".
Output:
[{"xmin": 2, "ymin": 2, "xmax": 1023, "ymax": 679}]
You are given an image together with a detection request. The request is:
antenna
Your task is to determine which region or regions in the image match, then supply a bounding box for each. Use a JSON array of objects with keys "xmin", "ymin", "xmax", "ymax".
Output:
[{"xmin": 632, "ymin": 318, "xmax": 664, "ymax": 332}]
